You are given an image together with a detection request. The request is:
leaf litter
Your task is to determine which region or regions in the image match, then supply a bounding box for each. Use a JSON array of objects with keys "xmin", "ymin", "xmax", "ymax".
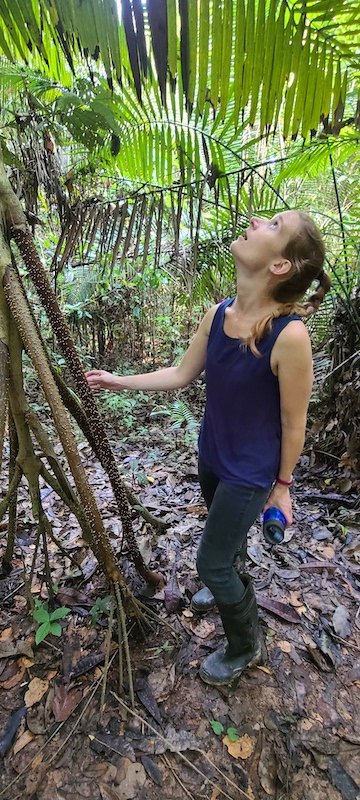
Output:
[{"xmin": 0, "ymin": 426, "xmax": 359, "ymax": 800}]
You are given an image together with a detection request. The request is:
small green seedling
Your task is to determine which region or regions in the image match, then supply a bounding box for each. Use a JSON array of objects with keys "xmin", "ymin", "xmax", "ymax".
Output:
[
  {"xmin": 210, "ymin": 720, "xmax": 240, "ymax": 742},
  {"xmin": 89, "ymin": 595, "xmax": 113, "ymax": 625},
  {"xmin": 33, "ymin": 598, "xmax": 71, "ymax": 645}
]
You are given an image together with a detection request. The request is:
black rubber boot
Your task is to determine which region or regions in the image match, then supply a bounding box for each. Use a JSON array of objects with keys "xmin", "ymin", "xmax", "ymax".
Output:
[
  {"xmin": 191, "ymin": 541, "xmax": 246, "ymax": 613},
  {"xmin": 199, "ymin": 575, "xmax": 262, "ymax": 689}
]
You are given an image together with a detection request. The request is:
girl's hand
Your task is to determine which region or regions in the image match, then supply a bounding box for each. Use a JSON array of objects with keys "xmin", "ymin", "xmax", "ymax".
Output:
[
  {"xmin": 263, "ymin": 484, "xmax": 292, "ymax": 527},
  {"xmin": 85, "ymin": 369, "xmax": 118, "ymax": 391}
]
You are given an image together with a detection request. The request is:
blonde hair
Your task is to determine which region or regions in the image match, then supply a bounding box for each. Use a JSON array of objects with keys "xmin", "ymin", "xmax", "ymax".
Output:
[{"xmin": 248, "ymin": 211, "xmax": 331, "ymax": 355}]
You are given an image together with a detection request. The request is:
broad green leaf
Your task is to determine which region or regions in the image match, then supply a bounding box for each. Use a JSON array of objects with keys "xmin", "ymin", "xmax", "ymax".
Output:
[
  {"xmin": 227, "ymin": 726, "xmax": 240, "ymax": 742},
  {"xmin": 260, "ymin": 0, "xmax": 277, "ymax": 131},
  {"xmin": 196, "ymin": 0, "xmax": 209, "ymax": 116},
  {"xmin": 210, "ymin": 0, "xmax": 222, "ymax": 111},
  {"xmin": 49, "ymin": 606, "xmax": 71, "ymax": 621},
  {"xmin": 233, "ymin": 0, "xmax": 246, "ymax": 126},
  {"xmin": 242, "ymin": 0, "xmax": 255, "ymax": 109},
  {"xmin": 35, "ymin": 621, "xmax": 51, "ymax": 645},
  {"xmin": 50, "ymin": 622, "xmax": 63, "ymax": 637},
  {"xmin": 249, "ymin": 0, "xmax": 265, "ymax": 125},
  {"xmin": 219, "ymin": 0, "xmax": 233, "ymax": 120},
  {"xmin": 34, "ymin": 607, "xmax": 50, "ymax": 624},
  {"xmin": 210, "ymin": 719, "xmax": 224, "ymax": 736}
]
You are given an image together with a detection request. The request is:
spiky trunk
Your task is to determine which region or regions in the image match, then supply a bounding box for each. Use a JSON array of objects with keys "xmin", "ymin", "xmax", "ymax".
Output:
[{"xmin": 0, "ymin": 160, "xmax": 162, "ymax": 586}]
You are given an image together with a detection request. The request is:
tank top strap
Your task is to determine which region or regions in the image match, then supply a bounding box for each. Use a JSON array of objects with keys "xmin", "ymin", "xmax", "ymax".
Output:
[{"xmin": 209, "ymin": 298, "xmax": 234, "ymax": 340}]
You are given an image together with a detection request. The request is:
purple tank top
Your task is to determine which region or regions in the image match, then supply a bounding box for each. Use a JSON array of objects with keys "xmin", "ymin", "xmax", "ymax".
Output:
[{"xmin": 198, "ymin": 298, "xmax": 302, "ymax": 488}]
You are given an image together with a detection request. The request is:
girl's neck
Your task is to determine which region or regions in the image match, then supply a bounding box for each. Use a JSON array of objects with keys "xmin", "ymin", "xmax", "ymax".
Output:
[{"xmin": 233, "ymin": 276, "xmax": 277, "ymax": 318}]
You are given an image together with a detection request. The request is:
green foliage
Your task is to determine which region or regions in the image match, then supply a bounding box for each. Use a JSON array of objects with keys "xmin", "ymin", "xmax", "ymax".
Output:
[
  {"xmin": 100, "ymin": 391, "xmax": 150, "ymax": 431},
  {"xmin": 89, "ymin": 595, "xmax": 113, "ymax": 625},
  {"xmin": 150, "ymin": 399, "xmax": 199, "ymax": 444},
  {"xmin": 33, "ymin": 598, "xmax": 70, "ymax": 645},
  {"xmin": 227, "ymin": 726, "xmax": 240, "ymax": 742},
  {"xmin": 210, "ymin": 720, "xmax": 224, "ymax": 736},
  {"xmin": 210, "ymin": 720, "xmax": 240, "ymax": 741}
]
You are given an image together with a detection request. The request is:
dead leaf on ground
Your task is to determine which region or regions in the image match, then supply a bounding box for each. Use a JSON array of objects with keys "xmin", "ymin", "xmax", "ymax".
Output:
[
  {"xmin": 24, "ymin": 677, "xmax": 49, "ymax": 708},
  {"xmin": 135, "ymin": 675, "xmax": 162, "ymax": 724},
  {"xmin": 277, "ymin": 640, "xmax": 292, "ymax": 653},
  {"xmin": 332, "ymin": 606, "xmax": 351, "ymax": 639},
  {"xmin": 223, "ymin": 733, "xmax": 255, "ymax": 760},
  {"xmin": 256, "ymin": 595, "xmax": 302, "ymax": 624},
  {"xmin": 147, "ymin": 664, "xmax": 176, "ymax": 701},
  {"xmin": 13, "ymin": 729, "xmax": 34, "ymax": 754},
  {"xmin": 345, "ymin": 664, "xmax": 360, "ymax": 684},
  {"xmin": 164, "ymin": 571, "xmax": 183, "ymax": 613},
  {"xmin": 139, "ymin": 755, "xmax": 163, "ymax": 787},
  {"xmin": 0, "ymin": 627, "xmax": 13, "ymax": 640},
  {"xmin": 111, "ymin": 761, "xmax": 146, "ymax": 799},
  {"xmin": 258, "ymin": 740, "xmax": 277, "ymax": 795},
  {"xmin": 0, "ymin": 640, "xmax": 34, "ymax": 659},
  {"xmin": 52, "ymin": 681, "xmax": 84, "ymax": 721},
  {"xmin": 0, "ymin": 707, "xmax": 27, "ymax": 757},
  {"xmin": 0, "ymin": 661, "xmax": 26, "ymax": 689},
  {"xmin": 189, "ymin": 619, "xmax": 216, "ymax": 639}
]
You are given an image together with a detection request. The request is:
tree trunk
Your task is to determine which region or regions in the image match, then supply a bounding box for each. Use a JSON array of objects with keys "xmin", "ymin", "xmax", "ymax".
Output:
[{"xmin": 0, "ymin": 156, "xmax": 161, "ymax": 603}]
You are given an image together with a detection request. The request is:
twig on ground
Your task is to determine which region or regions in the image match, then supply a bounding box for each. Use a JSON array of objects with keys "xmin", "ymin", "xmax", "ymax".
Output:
[{"xmin": 111, "ymin": 690, "xmax": 252, "ymax": 800}]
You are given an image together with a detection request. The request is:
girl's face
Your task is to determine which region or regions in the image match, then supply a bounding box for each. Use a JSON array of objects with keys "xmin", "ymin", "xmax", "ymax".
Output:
[{"xmin": 231, "ymin": 210, "xmax": 301, "ymax": 270}]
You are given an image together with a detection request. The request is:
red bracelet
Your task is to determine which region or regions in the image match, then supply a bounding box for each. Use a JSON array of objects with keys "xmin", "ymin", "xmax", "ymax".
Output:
[{"xmin": 276, "ymin": 476, "xmax": 293, "ymax": 487}]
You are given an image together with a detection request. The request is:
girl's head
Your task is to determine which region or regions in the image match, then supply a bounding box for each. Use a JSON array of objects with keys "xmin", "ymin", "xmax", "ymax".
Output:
[
  {"xmin": 233, "ymin": 209, "xmax": 331, "ymax": 313},
  {"xmin": 232, "ymin": 210, "xmax": 331, "ymax": 352},
  {"xmin": 269, "ymin": 210, "xmax": 330, "ymax": 312}
]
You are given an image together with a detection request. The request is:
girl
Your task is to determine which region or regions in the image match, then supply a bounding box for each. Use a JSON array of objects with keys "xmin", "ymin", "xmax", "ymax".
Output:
[{"xmin": 86, "ymin": 210, "xmax": 331, "ymax": 689}]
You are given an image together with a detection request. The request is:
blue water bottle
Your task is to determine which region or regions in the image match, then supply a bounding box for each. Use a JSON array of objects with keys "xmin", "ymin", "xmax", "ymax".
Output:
[{"xmin": 263, "ymin": 507, "xmax": 286, "ymax": 545}]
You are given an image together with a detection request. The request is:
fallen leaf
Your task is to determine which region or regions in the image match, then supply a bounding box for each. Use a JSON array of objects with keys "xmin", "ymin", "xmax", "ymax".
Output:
[
  {"xmin": 0, "ymin": 640, "xmax": 34, "ymax": 659},
  {"xmin": 277, "ymin": 640, "xmax": 292, "ymax": 653},
  {"xmin": 0, "ymin": 628, "xmax": 12, "ymax": 640},
  {"xmin": 24, "ymin": 677, "xmax": 49, "ymax": 708},
  {"xmin": 52, "ymin": 682, "xmax": 83, "ymax": 721},
  {"xmin": 298, "ymin": 561, "xmax": 337, "ymax": 573},
  {"xmin": 328, "ymin": 756, "xmax": 360, "ymax": 800},
  {"xmin": 189, "ymin": 619, "xmax": 216, "ymax": 639},
  {"xmin": 13, "ymin": 730, "xmax": 34, "ymax": 754},
  {"xmin": 135, "ymin": 675, "xmax": 162, "ymax": 724},
  {"xmin": 0, "ymin": 707, "xmax": 27, "ymax": 757},
  {"xmin": 258, "ymin": 740, "xmax": 277, "ymax": 795},
  {"xmin": 256, "ymin": 595, "xmax": 301, "ymax": 624},
  {"xmin": 140, "ymin": 755, "xmax": 163, "ymax": 787},
  {"xmin": 147, "ymin": 664, "xmax": 176, "ymax": 702},
  {"xmin": 321, "ymin": 544, "xmax": 336, "ymax": 560},
  {"xmin": 223, "ymin": 733, "xmax": 255, "ymax": 760},
  {"xmin": 116, "ymin": 761, "xmax": 146, "ymax": 798},
  {"xmin": 164, "ymin": 571, "xmax": 183, "ymax": 613},
  {"xmin": 345, "ymin": 664, "xmax": 360, "ymax": 684},
  {"xmin": 1, "ymin": 663, "xmax": 26, "ymax": 689},
  {"xmin": 31, "ymin": 752, "xmax": 43, "ymax": 770},
  {"xmin": 332, "ymin": 606, "xmax": 351, "ymax": 639}
]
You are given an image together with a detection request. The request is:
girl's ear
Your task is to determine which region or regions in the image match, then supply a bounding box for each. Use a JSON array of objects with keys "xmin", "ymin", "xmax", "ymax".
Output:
[{"xmin": 270, "ymin": 259, "xmax": 292, "ymax": 275}]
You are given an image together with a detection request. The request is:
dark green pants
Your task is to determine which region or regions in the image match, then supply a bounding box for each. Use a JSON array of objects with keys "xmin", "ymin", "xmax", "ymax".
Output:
[{"xmin": 196, "ymin": 458, "xmax": 270, "ymax": 605}]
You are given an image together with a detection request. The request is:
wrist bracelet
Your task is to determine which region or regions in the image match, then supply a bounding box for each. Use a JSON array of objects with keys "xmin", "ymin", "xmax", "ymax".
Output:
[{"xmin": 276, "ymin": 476, "xmax": 293, "ymax": 487}]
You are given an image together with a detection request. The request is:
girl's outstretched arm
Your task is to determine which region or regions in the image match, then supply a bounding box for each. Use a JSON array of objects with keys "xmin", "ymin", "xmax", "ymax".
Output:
[{"xmin": 85, "ymin": 304, "xmax": 219, "ymax": 393}]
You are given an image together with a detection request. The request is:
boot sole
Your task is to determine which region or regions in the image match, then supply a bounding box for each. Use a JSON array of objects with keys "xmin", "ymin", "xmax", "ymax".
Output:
[
  {"xmin": 199, "ymin": 647, "xmax": 263, "ymax": 690},
  {"xmin": 191, "ymin": 600, "xmax": 217, "ymax": 613}
]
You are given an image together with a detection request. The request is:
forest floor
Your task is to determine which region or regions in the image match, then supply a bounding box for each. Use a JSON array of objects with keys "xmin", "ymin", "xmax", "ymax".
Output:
[{"xmin": 0, "ymin": 418, "xmax": 360, "ymax": 800}]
